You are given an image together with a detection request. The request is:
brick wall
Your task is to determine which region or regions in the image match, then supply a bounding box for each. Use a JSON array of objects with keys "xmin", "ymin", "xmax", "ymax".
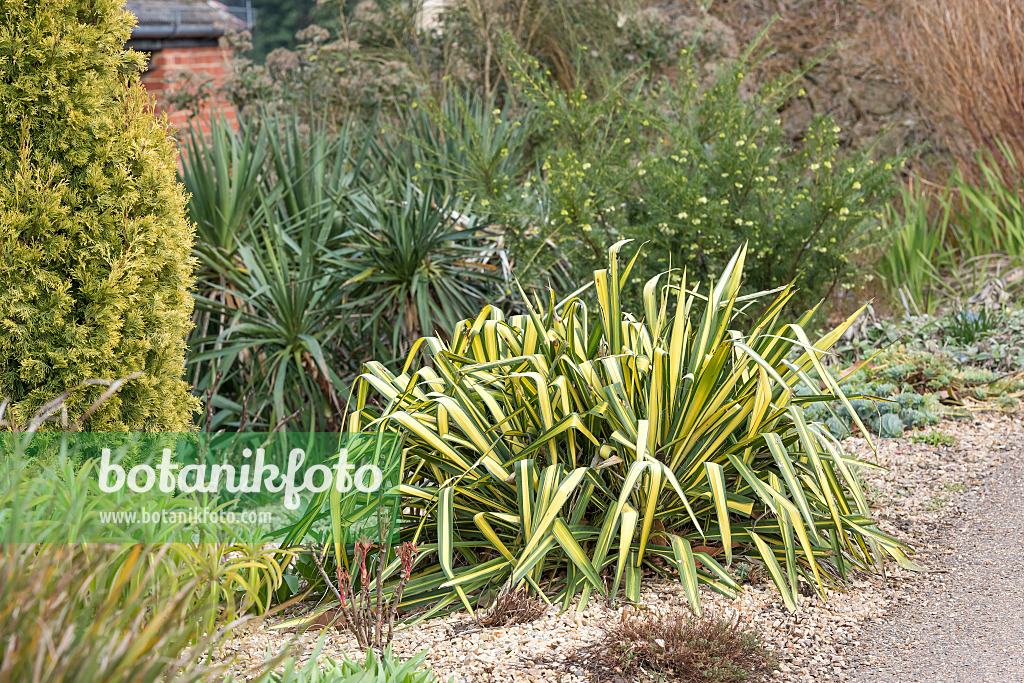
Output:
[{"xmin": 140, "ymin": 45, "xmax": 238, "ymax": 134}]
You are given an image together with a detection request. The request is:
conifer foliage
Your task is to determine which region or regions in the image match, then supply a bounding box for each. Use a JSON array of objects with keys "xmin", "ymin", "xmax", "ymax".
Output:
[{"xmin": 0, "ymin": 0, "xmax": 198, "ymax": 430}]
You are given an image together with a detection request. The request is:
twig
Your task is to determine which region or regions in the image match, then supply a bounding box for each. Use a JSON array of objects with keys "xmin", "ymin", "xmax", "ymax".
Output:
[{"xmin": 309, "ymin": 545, "xmax": 343, "ymax": 604}]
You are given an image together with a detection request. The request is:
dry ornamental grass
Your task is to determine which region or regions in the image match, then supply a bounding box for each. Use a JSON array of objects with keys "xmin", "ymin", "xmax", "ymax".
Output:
[
  {"xmin": 901, "ymin": 0, "xmax": 1024, "ymax": 175},
  {"xmin": 476, "ymin": 583, "xmax": 548, "ymax": 628},
  {"xmin": 583, "ymin": 607, "xmax": 775, "ymax": 683}
]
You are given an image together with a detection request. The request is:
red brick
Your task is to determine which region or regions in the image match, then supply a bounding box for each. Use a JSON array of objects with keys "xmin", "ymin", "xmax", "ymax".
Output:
[{"xmin": 138, "ymin": 45, "xmax": 239, "ymax": 140}]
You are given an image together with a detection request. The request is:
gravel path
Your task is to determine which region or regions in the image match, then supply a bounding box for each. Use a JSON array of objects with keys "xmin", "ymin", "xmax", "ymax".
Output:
[{"xmin": 847, "ymin": 418, "xmax": 1024, "ymax": 682}]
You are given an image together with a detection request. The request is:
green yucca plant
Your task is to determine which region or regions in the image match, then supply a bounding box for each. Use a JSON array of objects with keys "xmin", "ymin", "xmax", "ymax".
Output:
[
  {"xmin": 180, "ymin": 116, "xmax": 269, "ymax": 258},
  {"xmin": 345, "ymin": 242, "xmax": 914, "ymax": 617},
  {"xmin": 342, "ymin": 177, "xmax": 502, "ymax": 360},
  {"xmin": 189, "ymin": 205, "xmax": 355, "ymax": 432}
]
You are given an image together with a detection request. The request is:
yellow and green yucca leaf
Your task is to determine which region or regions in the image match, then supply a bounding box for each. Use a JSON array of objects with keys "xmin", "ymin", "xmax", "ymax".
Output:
[
  {"xmin": 349, "ymin": 244, "xmax": 911, "ymax": 615},
  {"xmin": 670, "ymin": 533, "xmax": 703, "ymax": 616}
]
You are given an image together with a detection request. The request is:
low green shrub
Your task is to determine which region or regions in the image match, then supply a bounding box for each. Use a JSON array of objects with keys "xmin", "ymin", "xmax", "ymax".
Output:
[{"xmin": 182, "ymin": 115, "xmax": 506, "ymax": 431}]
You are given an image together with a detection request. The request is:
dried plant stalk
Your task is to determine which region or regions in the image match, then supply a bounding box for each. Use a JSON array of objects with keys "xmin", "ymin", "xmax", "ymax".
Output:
[{"xmin": 901, "ymin": 0, "xmax": 1024, "ymax": 175}]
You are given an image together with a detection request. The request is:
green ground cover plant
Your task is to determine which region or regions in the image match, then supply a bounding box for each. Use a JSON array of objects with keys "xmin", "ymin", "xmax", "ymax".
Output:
[{"xmin": 256, "ymin": 642, "xmax": 448, "ymax": 683}]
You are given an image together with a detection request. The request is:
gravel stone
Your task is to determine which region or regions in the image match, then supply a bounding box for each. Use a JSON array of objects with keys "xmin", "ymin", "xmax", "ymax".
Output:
[{"xmin": 845, "ymin": 412, "xmax": 1024, "ymax": 682}]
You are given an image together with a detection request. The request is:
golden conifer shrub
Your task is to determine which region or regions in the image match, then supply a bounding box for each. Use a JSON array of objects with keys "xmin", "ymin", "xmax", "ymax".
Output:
[{"xmin": 0, "ymin": 0, "xmax": 199, "ymax": 430}]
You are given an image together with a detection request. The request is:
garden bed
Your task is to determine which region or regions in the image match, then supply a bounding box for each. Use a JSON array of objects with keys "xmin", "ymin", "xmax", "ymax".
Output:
[{"xmin": 219, "ymin": 412, "xmax": 1022, "ymax": 682}]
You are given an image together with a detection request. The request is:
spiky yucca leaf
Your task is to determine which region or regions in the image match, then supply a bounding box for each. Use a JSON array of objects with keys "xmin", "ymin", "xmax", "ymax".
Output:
[{"xmin": 352, "ymin": 243, "xmax": 909, "ymax": 614}]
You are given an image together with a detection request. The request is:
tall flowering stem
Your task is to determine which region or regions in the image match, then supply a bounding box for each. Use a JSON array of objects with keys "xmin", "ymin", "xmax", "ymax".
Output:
[{"xmin": 317, "ymin": 522, "xmax": 418, "ymax": 650}]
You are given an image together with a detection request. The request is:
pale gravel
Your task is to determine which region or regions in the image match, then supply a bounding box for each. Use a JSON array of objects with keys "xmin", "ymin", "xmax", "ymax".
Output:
[
  {"xmin": 844, "ymin": 411, "xmax": 1024, "ymax": 682},
  {"xmin": 218, "ymin": 411, "xmax": 1024, "ymax": 682}
]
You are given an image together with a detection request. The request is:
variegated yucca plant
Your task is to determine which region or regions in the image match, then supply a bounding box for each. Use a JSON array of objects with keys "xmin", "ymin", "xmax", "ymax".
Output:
[{"xmin": 347, "ymin": 242, "xmax": 915, "ymax": 618}]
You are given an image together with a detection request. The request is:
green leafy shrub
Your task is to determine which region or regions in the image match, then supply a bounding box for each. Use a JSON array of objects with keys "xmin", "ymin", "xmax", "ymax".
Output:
[
  {"xmin": 184, "ymin": 116, "xmax": 366, "ymax": 431},
  {"xmin": 349, "ymin": 243, "xmax": 913, "ymax": 617},
  {"xmin": 587, "ymin": 608, "xmax": 775, "ymax": 683},
  {"xmin": 180, "ymin": 116, "xmax": 269, "ymax": 257},
  {"xmin": 496, "ymin": 38, "xmax": 904, "ymax": 309},
  {"xmin": 0, "ymin": 0, "xmax": 198, "ymax": 430}
]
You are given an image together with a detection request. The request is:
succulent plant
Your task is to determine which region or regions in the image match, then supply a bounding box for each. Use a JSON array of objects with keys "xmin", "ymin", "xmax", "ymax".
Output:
[
  {"xmin": 825, "ymin": 417, "xmax": 851, "ymax": 440},
  {"xmin": 879, "ymin": 413, "xmax": 904, "ymax": 438}
]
